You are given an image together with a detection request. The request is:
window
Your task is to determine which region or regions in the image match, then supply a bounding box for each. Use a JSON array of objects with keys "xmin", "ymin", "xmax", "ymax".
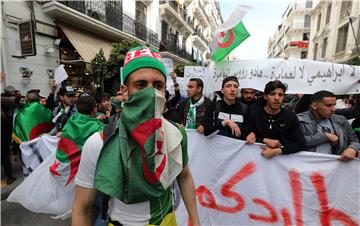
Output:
[
  {"xmin": 316, "ymin": 13, "xmax": 322, "ymax": 31},
  {"xmin": 321, "ymin": 38, "xmax": 328, "ymax": 58},
  {"xmin": 304, "ymin": 15, "xmax": 311, "ymax": 28},
  {"xmin": 336, "ymin": 23, "xmax": 349, "ymax": 53},
  {"xmin": 313, "ymin": 43, "xmax": 318, "ymax": 60},
  {"xmin": 135, "ymin": 1, "xmax": 147, "ymax": 25},
  {"xmin": 305, "ymin": 0, "xmax": 312, "ymax": 8},
  {"xmin": 303, "ymin": 32, "xmax": 309, "ymax": 41},
  {"xmin": 301, "ymin": 51, "xmax": 308, "ymax": 59},
  {"xmin": 358, "ymin": 19, "xmax": 360, "ymax": 46},
  {"xmin": 340, "ymin": 1, "xmax": 352, "ymax": 13},
  {"xmin": 325, "ymin": 4, "xmax": 331, "ymax": 25},
  {"xmin": 135, "ymin": 1, "xmax": 147, "ymax": 39},
  {"xmin": 161, "ymin": 20, "xmax": 168, "ymax": 41}
]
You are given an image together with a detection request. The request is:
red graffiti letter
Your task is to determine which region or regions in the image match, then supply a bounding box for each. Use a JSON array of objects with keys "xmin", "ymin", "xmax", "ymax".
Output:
[
  {"xmin": 196, "ymin": 162, "xmax": 256, "ymax": 213},
  {"xmin": 311, "ymin": 172, "xmax": 358, "ymax": 226},
  {"xmin": 248, "ymin": 198, "xmax": 278, "ymax": 223},
  {"xmin": 289, "ymin": 170, "xmax": 303, "ymax": 226},
  {"xmin": 281, "ymin": 208, "xmax": 292, "ymax": 226}
]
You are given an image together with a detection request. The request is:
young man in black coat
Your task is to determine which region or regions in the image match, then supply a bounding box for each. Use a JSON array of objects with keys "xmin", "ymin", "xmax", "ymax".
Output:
[{"xmin": 245, "ymin": 80, "xmax": 305, "ymax": 159}]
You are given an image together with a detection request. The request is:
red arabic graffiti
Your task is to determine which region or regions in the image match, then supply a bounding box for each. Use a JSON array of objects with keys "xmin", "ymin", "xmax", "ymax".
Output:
[{"xmin": 193, "ymin": 161, "xmax": 359, "ymax": 226}]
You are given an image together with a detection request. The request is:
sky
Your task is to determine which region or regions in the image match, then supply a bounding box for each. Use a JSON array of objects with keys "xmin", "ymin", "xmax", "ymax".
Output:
[{"xmin": 219, "ymin": 0, "xmax": 292, "ymax": 59}]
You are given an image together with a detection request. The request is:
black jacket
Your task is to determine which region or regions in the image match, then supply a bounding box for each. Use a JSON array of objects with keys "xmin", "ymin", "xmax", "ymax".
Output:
[
  {"xmin": 178, "ymin": 96, "xmax": 215, "ymax": 136},
  {"xmin": 214, "ymin": 99, "xmax": 248, "ymax": 139},
  {"xmin": 244, "ymin": 107, "xmax": 305, "ymax": 154}
]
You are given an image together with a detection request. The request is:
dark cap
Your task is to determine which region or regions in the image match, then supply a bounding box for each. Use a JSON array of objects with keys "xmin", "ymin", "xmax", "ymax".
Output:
[
  {"xmin": 59, "ymin": 86, "xmax": 76, "ymax": 96},
  {"xmin": 222, "ymin": 76, "xmax": 239, "ymax": 88},
  {"xmin": 4, "ymin": 85, "xmax": 15, "ymax": 95}
]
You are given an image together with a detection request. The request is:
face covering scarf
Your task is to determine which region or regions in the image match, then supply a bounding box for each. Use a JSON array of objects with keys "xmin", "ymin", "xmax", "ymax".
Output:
[{"xmin": 94, "ymin": 87, "xmax": 183, "ymax": 203}]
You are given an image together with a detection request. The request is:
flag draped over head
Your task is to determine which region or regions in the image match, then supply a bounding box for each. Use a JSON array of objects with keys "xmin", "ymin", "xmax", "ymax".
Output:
[
  {"xmin": 12, "ymin": 102, "xmax": 54, "ymax": 143},
  {"xmin": 50, "ymin": 113, "xmax": 104, "ymax": 186},
  {"xmin": 210, "ymin": 5, "xmax": 252, "ymax": 62},
  {"xmin": 94, "ymin": 87, "xmax": 184, "ymax": 204}
]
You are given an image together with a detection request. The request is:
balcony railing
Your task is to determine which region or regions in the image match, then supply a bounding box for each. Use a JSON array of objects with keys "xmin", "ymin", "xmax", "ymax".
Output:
[
  {"xmin": 160, "ymin": 32, "xmax": 194, "ymax": 62},
  {"xmin": 195, "ymin": 28, "xmax": 208, "ymax": 45},
  {"xmin": 59, "ymin": 0, "xmax": 158, "ymax": 47},
  {"xmin": 161, "ymin": 0, "xmax": 194, "ymax": 30}
]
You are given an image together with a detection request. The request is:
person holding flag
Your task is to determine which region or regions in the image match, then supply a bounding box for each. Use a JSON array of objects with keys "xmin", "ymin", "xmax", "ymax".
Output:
[
  {"xmin": 72, "ymin": 46, "xmax": 200, "ymax": 226},
  {"xmin": 12, "ymin": 90, "xmax": 54, "ymax": 144},
  {"xmin": 7, "ymin": 94, "xmax": 104, "ymax": 219}
]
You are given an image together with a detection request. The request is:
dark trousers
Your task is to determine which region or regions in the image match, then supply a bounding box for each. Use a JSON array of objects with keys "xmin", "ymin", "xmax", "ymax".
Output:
[{"xmin": 1, "ymin": 144, "xmax": 14, "ymax": 180}]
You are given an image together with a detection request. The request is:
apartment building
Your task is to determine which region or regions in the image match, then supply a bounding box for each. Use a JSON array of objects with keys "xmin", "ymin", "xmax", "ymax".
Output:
[
  {"xmin": 268, "ymin": 0, "xmax": 313, "ymax": 59},
  {"xmin": 308, "ymin": 0, "xmax": 360, "ymax": 63},
  {"xmin": 1, "ymin": 0, "xmax": 222, "ymax": 94}
]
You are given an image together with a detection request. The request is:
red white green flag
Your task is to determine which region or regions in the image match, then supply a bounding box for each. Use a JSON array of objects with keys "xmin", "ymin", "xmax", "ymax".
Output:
[
  {"xmin": 12, "ymin": 102, "xmax": 54, "ymax": 144},
  {"xmin": 94, "ymin": 87, "xmax": 184, "ymax": 203},
  {"xmin": 210, "ymin": 5, "xmax": 252, "ymax": 62},
  {"xmin": 50, "ymin": 113, "xmax": 104, "ymax": 186}
]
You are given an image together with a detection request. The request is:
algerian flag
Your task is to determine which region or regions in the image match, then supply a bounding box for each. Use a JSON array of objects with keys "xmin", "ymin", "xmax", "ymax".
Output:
[
  {"xmin": 210, "ymin": 5, "xmax": 252, "ymax": 62},
  {"xmin": 94, "ymin": 87, "xmax": 184, "ymax": 204},
  {"xmin": 50, "ymin": 113, "xmax": 104, "ymax": 186},
  {"xmin": 12, "ymin": 102, "xmax": 54, "ymax": 143}
]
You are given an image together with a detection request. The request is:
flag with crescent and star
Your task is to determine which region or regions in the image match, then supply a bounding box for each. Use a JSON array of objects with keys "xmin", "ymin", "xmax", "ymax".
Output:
[
  {"xmin": 210, "ymin": 5, "xmax": 252, "ymax": 62},
  {"xmin": 50, "ymin": 113, "xmax": 104, "ymax": 187},
  {"xmin": 94, "ymin": 87, "xmax": 185, "ymax": 204},
  {"xmin": 12, "ymin": 102, "xmax": 54, "ymax": 144}
]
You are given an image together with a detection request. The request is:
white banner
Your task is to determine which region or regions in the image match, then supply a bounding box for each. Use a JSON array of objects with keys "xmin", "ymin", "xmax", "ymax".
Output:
[
  {"xmin": 184, "ymin": 66, "xmax": 214, "ymax": 97},
  {"xmin": 176, "ymin": 131, "xmax": 360, "ymax": 226},
  {"xmin": 213, "ymin": 59, "xmax": 360, "ymax": 95},
  {"xmin": 161, "ymin": 58, "xmax": 174, "ymax": 76}
]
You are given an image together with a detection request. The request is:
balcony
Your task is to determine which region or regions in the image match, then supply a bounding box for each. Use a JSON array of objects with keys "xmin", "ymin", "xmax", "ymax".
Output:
[
  {"xmin": 192, "ymin": 28, "xmax": 208, "ymax": 51},
  {"xmin": 208, "ymin": 10, "xmax": 219, "ymax": 28},
  {"xmin": 159, "ymin": 0, "xmax": 194, "ymax": 36},
  {"xmin": 42, "ymin": 1, "xmax": 159, "ymax": 47},
  {"xmin": 160, "ymin": 32, "xmax": 194, "ymax": 64},
  {"xmin": 193, "ymin": 0, "xmax": 209, "ymax": 27}
]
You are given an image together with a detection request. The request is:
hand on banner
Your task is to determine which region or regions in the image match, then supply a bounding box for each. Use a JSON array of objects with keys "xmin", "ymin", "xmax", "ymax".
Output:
[
  {"xmin": 222, "ymin": 120, "xmax": 241, "ymax": 137},
  {"xmin": 246, "ymin": 132, "xmax": 256, "ymax": 144},
  {"xmin": 263, "ymin": 138, "xmax": 281, "ymax": 148},
  {"xmin": 261, "ymin": 147, "xmax": 282, "ymax": 159},
  {"xmin": 326, "ymin": 133, "xmax": 339, "ymax": 146},
  {"xmin": 196, "ymin": 125, "xmax": 205, "ymax": 134},
  {"xmin": 338, "ymin": 148, "xmax": 357, "ymax": 162}
]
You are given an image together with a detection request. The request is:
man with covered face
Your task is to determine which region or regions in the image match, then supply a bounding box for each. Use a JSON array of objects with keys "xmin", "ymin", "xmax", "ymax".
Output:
[{"xmin": 72, "ymin": 46, "xmax": 199, "ymax": 225}]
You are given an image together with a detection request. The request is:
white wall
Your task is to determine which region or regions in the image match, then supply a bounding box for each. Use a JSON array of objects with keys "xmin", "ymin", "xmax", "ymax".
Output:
[{"xmin": 2, "ymin": 1, "xmax": 59, "ymax": 95}]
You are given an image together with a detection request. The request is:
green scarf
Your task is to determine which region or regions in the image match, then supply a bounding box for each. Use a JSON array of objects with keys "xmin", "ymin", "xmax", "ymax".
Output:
[
  {"xmin": 94, "ymin": 87, "xmax": 183, "ymax": 203},
  {"xmin": 186, "ymin": 96, "xmax": 205, "ymax": 129},
  {"xmin": 50, "ymin": 113, "xmax": 104, "ymax": 186}
]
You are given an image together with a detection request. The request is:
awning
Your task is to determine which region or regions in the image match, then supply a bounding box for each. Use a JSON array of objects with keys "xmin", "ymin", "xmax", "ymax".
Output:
[{"xmin": 59, "ymin": 22, "xmax": 113, "ymax": 63}]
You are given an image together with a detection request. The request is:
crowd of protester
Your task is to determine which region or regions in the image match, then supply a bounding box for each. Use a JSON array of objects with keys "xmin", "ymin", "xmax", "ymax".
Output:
[{"xmin": 1, "ymin": 46, "xmax": 359, "ymax": 225}]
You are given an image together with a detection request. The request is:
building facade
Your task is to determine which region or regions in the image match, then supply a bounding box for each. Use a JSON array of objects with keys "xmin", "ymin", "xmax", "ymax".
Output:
[
  {"xmin": 268, "ymin": 0, "xmax": 313, "ymax": 59},
  {"xmin": 1, "ymin": 0, "xmax": 222, "ymax": 95},
  {"xmin": 268, "ymin": 0, "xmax": 360, "ymax": 64},
  {"xmin": 308, "ymin": 0, "xmax": 360, "ymax": 63}
]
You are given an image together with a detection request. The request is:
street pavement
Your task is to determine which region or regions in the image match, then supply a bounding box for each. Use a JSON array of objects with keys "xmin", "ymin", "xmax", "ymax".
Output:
[
  {"xmin": 1, "ymin": 155, "xmax": 71, "ymax": 225},
  {"xmin": 1, "ymin": 200, "xmax": 71, "ymax": 226}
]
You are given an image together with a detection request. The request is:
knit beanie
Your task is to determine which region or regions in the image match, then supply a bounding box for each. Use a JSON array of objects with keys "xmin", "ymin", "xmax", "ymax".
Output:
[
  {"xmin": 222, "ymin": 76, "xmax": 239, "ymax": 88},
  {"xmin": 122, "ymin": 46, "xmax": 167, "ymax": 84}
]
